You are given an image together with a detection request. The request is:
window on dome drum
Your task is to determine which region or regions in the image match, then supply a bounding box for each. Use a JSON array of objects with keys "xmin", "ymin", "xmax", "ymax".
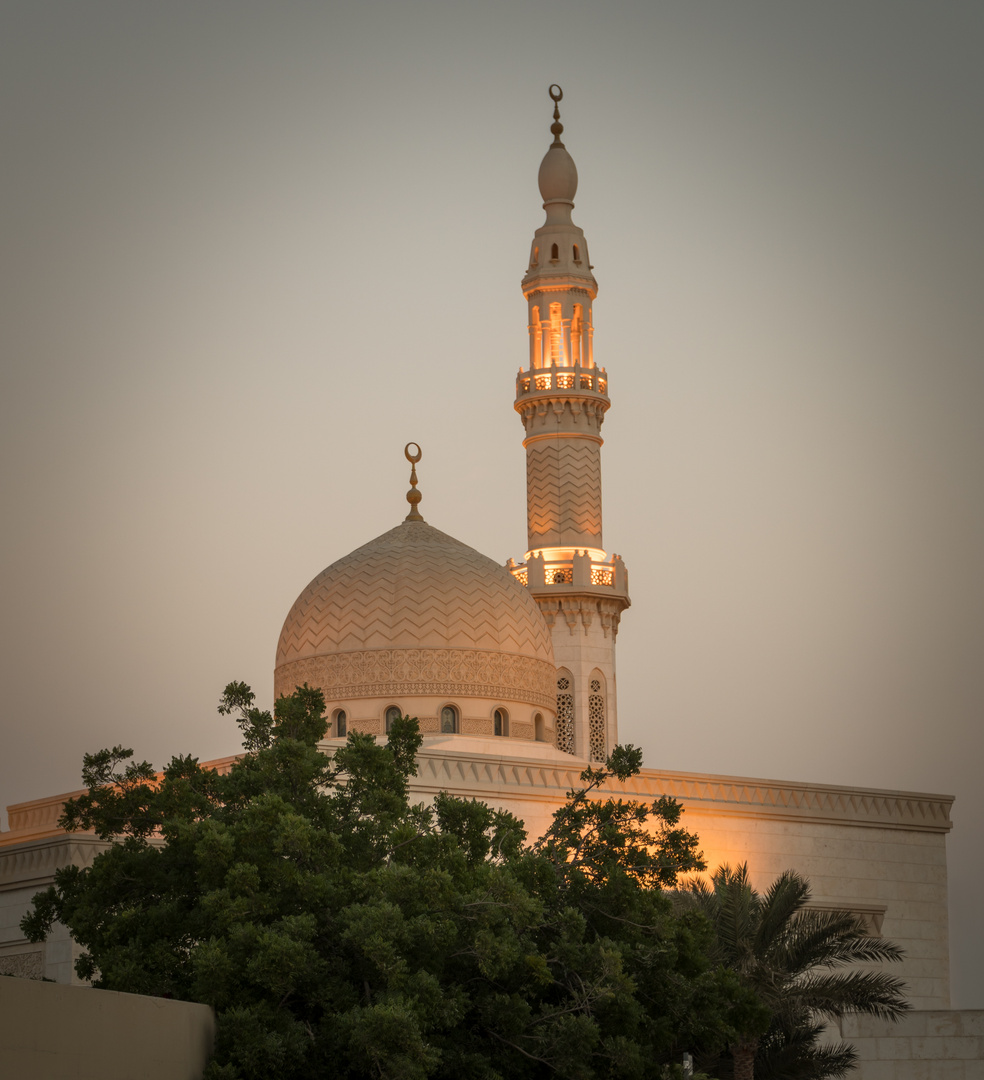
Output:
[
  {"xmin": 441, "ymin": 705, "xmax": 458, "ymax": 734},
  {"xmin": 334, "ymin": 709, "xmax": 347, "ymax": 738},
  {"xmin": 385, "ymin": 706, "xmax": 401, "ymax": 733},
  {"xmin": 534, "ymin": 713, "xmax": 546, "ymax": 741},
  {"xmin": 573, "ymin": 244, "xmax": 580, "ymax": 262},
  {"xmin": 494, "ymin": 709, "xmax": 508, "ymax": 737},
  {"xmin": 550, "ymin": 242, "xmax": 559, "ymax": 260}
]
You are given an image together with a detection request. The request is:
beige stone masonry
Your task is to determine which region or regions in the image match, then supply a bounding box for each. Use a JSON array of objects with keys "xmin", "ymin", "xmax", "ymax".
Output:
[{"xmin": 839, "ymin": 1010, "xmax": 984, "ymax": 1078}]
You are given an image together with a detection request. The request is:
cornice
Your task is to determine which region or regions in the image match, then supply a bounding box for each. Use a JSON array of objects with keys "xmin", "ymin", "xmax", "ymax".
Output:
[
  {"xmin": 408, "ymin": 751, "xmax": 954, "ymax": 834},
  {"xmin": 521, "ymin": 279, "xmax": 597, "ymax": 300},
  {"xmin": 0, "ymin": 835, "xmax": 107, "ymax": 889}
]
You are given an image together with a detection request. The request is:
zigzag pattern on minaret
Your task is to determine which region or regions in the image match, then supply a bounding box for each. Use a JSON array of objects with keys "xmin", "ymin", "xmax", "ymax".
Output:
[{"xmin": 526, "ymin": 441, "xmax": 603, "ymax": 543}]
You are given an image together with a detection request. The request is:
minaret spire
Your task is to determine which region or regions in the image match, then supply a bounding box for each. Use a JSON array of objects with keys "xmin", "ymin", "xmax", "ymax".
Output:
[{"xmin": 509, "ymin": 87, "xmax": 630, "ymax": 763}]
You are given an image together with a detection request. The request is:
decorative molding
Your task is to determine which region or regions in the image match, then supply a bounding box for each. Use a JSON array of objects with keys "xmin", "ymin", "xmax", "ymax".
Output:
[
  {"xmin": 406, "ymin": 751, "xmax": 954, "ymax": 834},
  {"xmin": 517, "ymin": 397, "xmax": 609, "ymax": 433},
  {"xmin": 0, "ymin": 835, "xmax": 108, "ymax": 886},
  {"xmin": 276, "ymin": 649, "xmax": 557, "ymax": 709},
  {"xmin": 806, "ymin": 901, "xmax": 887, "ymax": 937},
  {"xmin": 535, "ymin": 595, "xmax": 626, "ymax": 639}
]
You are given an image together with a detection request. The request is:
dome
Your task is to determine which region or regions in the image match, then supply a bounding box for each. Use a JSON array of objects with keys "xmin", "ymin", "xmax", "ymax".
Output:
[
  {"xmin": 275, "ymin": 520, "xmax": 558, "ymax": 740},
  {"xmin": 538, "ymin": 143, "xmax": 578, "ymax": 204}
]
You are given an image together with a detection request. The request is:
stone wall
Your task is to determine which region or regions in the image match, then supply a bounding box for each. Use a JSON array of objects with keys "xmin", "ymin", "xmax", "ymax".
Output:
[{"xmin": 841, "ymin": 1011, "xmax": 984, "ymax": 1079}]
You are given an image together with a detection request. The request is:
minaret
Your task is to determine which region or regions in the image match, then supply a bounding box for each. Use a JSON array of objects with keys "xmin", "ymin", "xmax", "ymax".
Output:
[{"xmin": 508, "ymin": 86, "xmax": 630, "ymax": 761}]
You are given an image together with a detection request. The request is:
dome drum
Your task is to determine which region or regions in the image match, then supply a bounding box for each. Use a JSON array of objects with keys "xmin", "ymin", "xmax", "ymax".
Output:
[{"xmin": 308, "ymin": 692, "xmax": 555, "ymax": 745}]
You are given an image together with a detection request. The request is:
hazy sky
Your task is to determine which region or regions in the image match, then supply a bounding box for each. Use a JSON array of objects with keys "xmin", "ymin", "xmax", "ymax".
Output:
[{"xmin": 1, "ymin": 2, "xmax": 982, "ymax": 1005}]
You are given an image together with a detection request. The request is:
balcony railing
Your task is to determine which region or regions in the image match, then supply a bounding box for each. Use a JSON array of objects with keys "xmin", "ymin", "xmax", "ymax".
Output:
[
  {"xmin": 507, "ymin": 551, "xmax": 627, "ymax": 594},
  {"xmin": 516, "ymin": 361, "xmax": 609, "ymax": 400}
]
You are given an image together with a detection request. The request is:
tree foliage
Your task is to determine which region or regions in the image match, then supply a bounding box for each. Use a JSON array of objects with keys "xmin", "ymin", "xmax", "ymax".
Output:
[
  {"xmin": 24, "ymin": 683, "xmax": 750, "ymax": 1080},
  {"xmin": 676, "ymin": 864, "xmax": 909, "ymax": 1080}
]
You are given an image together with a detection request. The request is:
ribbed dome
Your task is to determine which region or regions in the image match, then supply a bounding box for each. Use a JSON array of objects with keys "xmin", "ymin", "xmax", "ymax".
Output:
[
  {"xmin": 277, "ymin": 520, "xmax": 553, "ymax": 665},
  {"xmin": 538, "ymin": 143, "xmax": 578, "ymax": 204}
]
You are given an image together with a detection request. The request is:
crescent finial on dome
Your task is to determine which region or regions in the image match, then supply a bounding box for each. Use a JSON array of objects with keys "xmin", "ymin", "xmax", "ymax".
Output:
[{"xmin": 404, "ymin": 442, "xmax": 424, "ymax": 522}]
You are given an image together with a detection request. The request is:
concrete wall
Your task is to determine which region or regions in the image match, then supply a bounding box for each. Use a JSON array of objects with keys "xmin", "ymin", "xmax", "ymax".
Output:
[
  {"xmin": 0, "ymin": 975, "xmax": 214, "ymax": 1080},
  {"xmin": 841, "ymin": 1010, "xmax": 984, "ymax": 1079}
]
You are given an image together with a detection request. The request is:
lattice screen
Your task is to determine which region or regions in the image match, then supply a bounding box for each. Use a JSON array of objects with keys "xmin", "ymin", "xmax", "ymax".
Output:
[
  {"xmin": 589, "ymin": 678, "xmax": 606, "ymax": 762},
  {"xmin": 556, "ymin": 675, "xmax": 575, "ymax": 754}
]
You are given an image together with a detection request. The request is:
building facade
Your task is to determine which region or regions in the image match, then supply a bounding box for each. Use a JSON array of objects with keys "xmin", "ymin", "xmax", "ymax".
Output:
[{"xmin": 0, "ymin": 87, "xmax": 976, "ymax": 1074}]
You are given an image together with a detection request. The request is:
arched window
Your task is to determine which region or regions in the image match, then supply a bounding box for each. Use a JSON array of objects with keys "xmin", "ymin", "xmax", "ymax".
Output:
[
  {"xmin": 494, "ymin": 708, "xmax": 508, "ymax": 737},
  {"xmin": 385, "ymin": 706, "xmax": 401, "ymax": 733},
  {"xmin": 549, "ymin": 301, "xmax": 566, "ymax": 366},
  {"xmin": 573, "ymin": 244, "xmax": 580, "ymax": 263},
  {"xmin": 441, "ymin": 705, "xmax": 458, "ymax": 734},
  {"xmin": 571, "ymin": 303, "xmax": 583, "ymax": 365},
  {"xmin": 588, "ymin": 673, "xmax": 606, "ymax": 762},
  {"xmin": 334, "ymin": 709, "xmax": 347, "ymax": 738},
  {"xmin": 534, "ymin": 713, "xmax": 546, "ymax": 742},
  {"xmin": 550, "ymin": 242, "xmax": 559, "ymax": 260},
  {"xmin": 556, "ymin": 671, "xmax": 575, "ymax": 754},
  {"xmin": 530, "ymin": 305, "xmax": 542, "ymax": 370},
  {"xmin": 532, "ymin": 245, "xmax": 539, "ymax": 267}
]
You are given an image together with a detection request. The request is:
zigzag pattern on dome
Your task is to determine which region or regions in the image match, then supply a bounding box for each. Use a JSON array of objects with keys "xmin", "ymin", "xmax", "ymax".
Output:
[
  {"xmin": 276, "ymin": 521, "xmax": 555, "ymax": 667},
  {"xmin": 526, "ymin": 440, "xmax": 602, "ymax": 542}
]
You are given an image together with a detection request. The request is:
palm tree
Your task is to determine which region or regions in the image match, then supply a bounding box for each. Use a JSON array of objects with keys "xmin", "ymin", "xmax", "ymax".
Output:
[{"xmin": 677, "ymin": 864, "xmax": 909, "ymax": 1080}]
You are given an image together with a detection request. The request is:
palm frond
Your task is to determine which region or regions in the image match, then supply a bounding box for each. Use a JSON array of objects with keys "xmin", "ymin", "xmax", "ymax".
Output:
[
  {"xmin": 754, "ymin": 869, "xmax": 811, "ymax": 958},
  {"xmin": 792, "ymin": 968, "xmax": 910, "ymax": 1020},
  {"xmin": 711, "ymin": 864, "xmax": 761, "ymax": 971},
  {"xmin": 770, "ymin": 909, "xmax": 885, "ymax": 975}
]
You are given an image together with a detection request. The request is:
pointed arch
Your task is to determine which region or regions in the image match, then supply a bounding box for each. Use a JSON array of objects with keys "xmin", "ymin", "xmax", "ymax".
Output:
[
  {"xmin": 549, "ymin": 302, "xmax": 567, "ymax": 367},
  {"xmin": 530, "ymin": 305, "xmax": 543, "ymax": 369}
]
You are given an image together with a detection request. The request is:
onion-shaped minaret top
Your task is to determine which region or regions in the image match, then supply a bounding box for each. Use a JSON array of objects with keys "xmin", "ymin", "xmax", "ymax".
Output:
[{"xmin": 538, "ymin": 86, "xmax": 579, "ymax": 209}]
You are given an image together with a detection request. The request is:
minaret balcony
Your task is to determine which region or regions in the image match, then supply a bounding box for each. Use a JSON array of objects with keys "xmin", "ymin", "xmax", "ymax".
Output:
[
  {"xmin": 515, "ymin": 361, "xmax": 609, "ymax": 402},
  {"xmin": 506, "ymin": 549, "xmax": 629, "ymax": 601}
]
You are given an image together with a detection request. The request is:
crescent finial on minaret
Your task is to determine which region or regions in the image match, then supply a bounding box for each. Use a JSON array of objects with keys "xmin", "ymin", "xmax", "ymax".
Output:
[
  {"xmin": 549, "ymin": 84, "xmax": 565, "ymax": 147},
  {"xmin": 404, "ymin": 442, "xmax": 424, "ymax": 522}
]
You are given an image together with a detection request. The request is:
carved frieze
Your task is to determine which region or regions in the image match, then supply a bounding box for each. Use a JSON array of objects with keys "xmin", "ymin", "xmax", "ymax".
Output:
[{"xmin": 276, "ymin": 648, "xmax": 556, "ymax": 709}]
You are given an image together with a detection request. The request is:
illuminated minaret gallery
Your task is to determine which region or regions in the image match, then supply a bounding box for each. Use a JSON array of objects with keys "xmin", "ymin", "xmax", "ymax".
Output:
[{"xmin": 509, "ymin": 87, "xmax": 630, "ymax": 762}]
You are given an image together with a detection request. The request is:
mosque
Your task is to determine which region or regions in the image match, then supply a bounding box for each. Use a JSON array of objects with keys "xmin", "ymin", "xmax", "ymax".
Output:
[{"xmin": 0, "ymin": 87, "xmax": 976, "ymax": 1073}]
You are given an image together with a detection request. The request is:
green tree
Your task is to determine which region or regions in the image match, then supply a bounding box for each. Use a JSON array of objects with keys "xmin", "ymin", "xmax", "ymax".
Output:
[
  {"xmin": 23, "ymin": 683, "xmax": 745, "ymax": 1079},
  {"xmin": 676, "ymin": 864, "xmax": 909, "ymax": 1080}
]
